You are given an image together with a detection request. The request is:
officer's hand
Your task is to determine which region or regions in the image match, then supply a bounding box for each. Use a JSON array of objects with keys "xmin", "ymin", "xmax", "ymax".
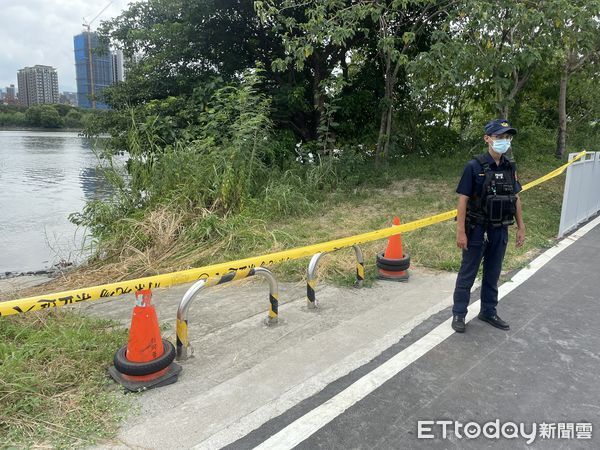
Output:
[
  {"xmin": 457, "ymin": 231, "xmax": 468, "ymax": 250},
  {"xmin": 516, "ymin": 227, "xmax": 525, "ymax": 248}
]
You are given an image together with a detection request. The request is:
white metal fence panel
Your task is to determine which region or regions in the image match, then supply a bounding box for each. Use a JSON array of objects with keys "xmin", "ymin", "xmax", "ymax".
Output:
[{"xmin": 558, "ymin": 152, "xmax": 600, "ymax": 238}]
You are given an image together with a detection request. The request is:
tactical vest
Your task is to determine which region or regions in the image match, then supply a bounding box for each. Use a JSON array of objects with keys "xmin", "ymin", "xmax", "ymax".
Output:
[{"xmin": 467, "ymin": 154, "xmax": 517, "ymax": 227}]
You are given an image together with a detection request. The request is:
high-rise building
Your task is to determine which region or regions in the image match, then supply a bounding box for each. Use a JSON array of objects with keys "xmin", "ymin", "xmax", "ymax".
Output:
[
  {"xmin": 74, "ymin": 31, "xmax": 113, "ymax": 109},
  {"xmin": 16, "ymin": 66, "xmax": 59, "ymax": 107},
  {"xmin": 111, "ymin": 49, "xmax": 125, "ymax": 84},
  {"xmin": 5, "ymin": 84, "xmax": 16, "ymax": 104}
]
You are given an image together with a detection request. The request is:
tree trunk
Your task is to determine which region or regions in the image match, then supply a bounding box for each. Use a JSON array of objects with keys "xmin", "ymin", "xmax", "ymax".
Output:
[
  {"xmin": 376, "ymin": 87, "xmax": 394, "ymax": 164},
  {"xmin": 376, "ymin": 52, "xmax": 394, "ymax": 165},
  {"xmin": 556, "ymin": 61, "xmax": 569, "ymax": 159},
  {"xmin": 310, "ymin": 53, "xmax": 326, "ymax": 142},
  {"xmin": 376, "ymin": 107, "xmax": 388, "ymax": 166},
  {"xmin": 312, "ymin": 73, "xmax": 324, "ymax": 142},
  {"xmin": 383, "ymin": 91, "xmax": 393, "ymax": 160},
  {"xmin": 496, "ymin": 84, "xmax": 508, "ymax": 119}
]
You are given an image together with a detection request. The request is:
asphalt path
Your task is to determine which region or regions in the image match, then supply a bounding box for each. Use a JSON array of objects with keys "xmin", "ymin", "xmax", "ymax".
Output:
[{"xmin": 226, "ymin": 220, "xmax": 600, "ymax": 449}]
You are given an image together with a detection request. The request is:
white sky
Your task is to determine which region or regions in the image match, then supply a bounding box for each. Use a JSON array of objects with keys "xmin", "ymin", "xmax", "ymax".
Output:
[{"xmin": 0, "ymin": 0, "xmax": 131, "ymax": 93}]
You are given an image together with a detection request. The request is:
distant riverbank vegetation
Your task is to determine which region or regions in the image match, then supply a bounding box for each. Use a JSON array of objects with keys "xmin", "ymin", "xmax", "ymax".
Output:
[
  {"xmin": 0, "ymin": 104, "xmax": 94, "ymax": 129},
  {"xmin": 72, "ymin": 0, "xmax": 600, "ymax": 277}
]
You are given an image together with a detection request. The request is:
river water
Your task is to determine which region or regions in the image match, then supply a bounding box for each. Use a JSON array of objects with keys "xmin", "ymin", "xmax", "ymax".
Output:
[{"xmin": 0, "ymin": 130, "xmax": 112, "ymax": 274}]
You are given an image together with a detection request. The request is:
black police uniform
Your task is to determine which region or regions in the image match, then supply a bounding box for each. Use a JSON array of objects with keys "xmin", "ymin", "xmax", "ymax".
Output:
[{"xmin": 452, "ymin": 152, "xmax": 522, "ymax": 318}]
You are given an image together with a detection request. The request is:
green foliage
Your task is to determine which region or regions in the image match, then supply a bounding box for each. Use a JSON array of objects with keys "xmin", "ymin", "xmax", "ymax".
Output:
[
  {"xmin": 0, "ymin": 111, "xmax": 27, "ymax": 127},
  {"xmin": 256, "ymin": 0, "xmax": 446, "ymax": 159},
  {"xmin": 38, "ymin": 106, "xmax": 64, "ymax": 128},
  {"xmin": 0, "ymin": 104, "xmax": 88, "ymax": 129},
  {"xmin": 73, "ymin": 70, "xmax": 277, "ymax": 239},
  {"xmin": 64, "ymin": 109, "xmax": 84, "ymax": 128},
  {"xmin": 25, "ymin": 105, "xmax": 64, "ymax": 128},
  {"xmin": 0, "ymin": 104, "xmax": 29, "ymax": 127},
  {"xmin": 95, "ymin": 0, "xmax": 600, "ymax": 160},
  {"xmin": 74, "ymin": 0, "xmax": 600, "ymax": 251},
  {"xmin": 0, "ymin": 311, "xmax": 128, "ymax": 448},
  {"xmin": 52, "ymin": 103, "xmax": 74, "ymax": 117},
  {"xmin": 99, "ymin": 0, "xmax": 283, "ymax": 101}
]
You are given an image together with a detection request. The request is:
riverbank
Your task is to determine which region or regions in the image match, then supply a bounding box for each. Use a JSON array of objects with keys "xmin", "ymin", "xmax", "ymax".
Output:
[
  {"xmin": 7, "ymin": 150, "xmax": 566, "ymax": 300},
  {"xmin": 0, "ymin": 151, "xmax": 570, "ymax": 448},
  {"xmin": 0, "ymin": 274, "xmax": 52, "ymax": 298},
  {"xmin": 0, "ymin": 262, "xmax": 74, "ymax": 301},
  {"xmin": 1, "ymin": 260, "xmax": 75, "ymax": 279},
  {"xmin": 0, "ymin": 126, "xmax": 83, "ymax": 132}
]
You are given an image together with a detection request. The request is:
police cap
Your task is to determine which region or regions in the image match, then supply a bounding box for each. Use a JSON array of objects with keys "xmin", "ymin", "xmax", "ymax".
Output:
[{"xmin": 484, "ymin": 119, "xmax": 517, "ymax": 136}]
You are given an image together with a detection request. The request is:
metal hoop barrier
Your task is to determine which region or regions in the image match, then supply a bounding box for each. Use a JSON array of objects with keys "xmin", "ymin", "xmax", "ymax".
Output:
[
  {"xmin": 175, "ymin": 267, "xmax": 279, "ymax": 360},
  {"xmin": 306, "ymin": 245, "xmax": 364, "ymax": 309}
]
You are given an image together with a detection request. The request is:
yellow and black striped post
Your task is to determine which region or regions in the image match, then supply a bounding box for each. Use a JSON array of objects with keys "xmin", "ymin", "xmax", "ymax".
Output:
[
  {"xmin": 176, "ymin": 317, "xmax": 189, "ymax": 359},
  {"xmin": 353, "ymin": 245, "xmax": 365, "ymax": 288},
  {"xmin": 306, "ymin": 278, "xmax": 318, "ymax": 308},
  {"xmin": 176, "ymin": 267, "xmax": 279, "ymax": 360},
  {"xmin": 267, "ymin": 292, "xmax": 279, "ymax": 325},
  {"xmin": 254, "ymin": 266, "xmax": 279, "ymax": 326},
  {"xmin": 356, "ymin": 261, "xmax": 365, "ymax": 287},
  {"xmin": 176, "ymin": 270, "xmax": 250, "ymax": 360},
  {"xmin": 176, "ymin": 277, "xmax": 208, "ymax": 360},
  {"xmin": 306, "ymin": 252, "xmax": 325, "ymax": 308},
  {"xmin": 306, "ymin": 245, "xmax": 364, "ymax": 309}
]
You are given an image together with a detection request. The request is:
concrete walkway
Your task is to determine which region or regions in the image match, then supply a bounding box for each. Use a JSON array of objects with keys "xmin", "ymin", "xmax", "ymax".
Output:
[
  {"xmin": 226, "ymin": 218, "xmax": 600, "ymax": 449},
  {"xmin": 70, "ymin": 216, "xmax": 600, "ymax": 449},
  {"xmin": 81, "ymin": 266, "xmax": 458, "ymax": 449}
]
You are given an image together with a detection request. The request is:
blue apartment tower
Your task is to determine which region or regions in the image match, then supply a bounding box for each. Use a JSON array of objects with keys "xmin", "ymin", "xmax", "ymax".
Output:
[{"xmin": 74, "ymin": 32, "xmax": 113, "ymax": 109}]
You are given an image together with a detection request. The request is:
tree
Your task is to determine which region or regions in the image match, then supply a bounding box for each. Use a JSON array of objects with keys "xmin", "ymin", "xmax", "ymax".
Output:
[
  {"xmin": 39, "ymin": 106, "xmax": 64, "ymax": 128},
  {"xmin": 25, "ymin": 106, "xmax": 43, "ymax": 127},
  {"xmin": 101, "ymin": 0, "xmax": 328, "ymax": 141},
  {"xmin": 64, "ymin": 109, "xmax": 84, "ymax": 128},
  {"xmin": 414, "ymin": 0, "xmax": 558, "ymax": 124},
  {"xmin": 256, "ymin": 0, "xmax": 365, "ymax": 145},
  {"xmin": 548, "ymin": 0, "xmax": 600, "ymax": 157},
  {"xmin": 101, "ymin": 0, "xmax": 270, "ymax": 97},
  {"xmin": 256, "ymin": 0, "xmax": 449, "ymax": 162},
  {"xmin": 52, "ymin": 103, "xmax": 73, "ymax": 117}
]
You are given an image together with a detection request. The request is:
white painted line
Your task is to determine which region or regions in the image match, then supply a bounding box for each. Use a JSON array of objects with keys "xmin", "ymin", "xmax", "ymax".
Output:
[
  {"xmin": 254, "ymin": 215, "xmax": 600, "ymax": 450},
  {"xmin": 194, "ymin": 284, "xmax": 465, "ymax": 450}
]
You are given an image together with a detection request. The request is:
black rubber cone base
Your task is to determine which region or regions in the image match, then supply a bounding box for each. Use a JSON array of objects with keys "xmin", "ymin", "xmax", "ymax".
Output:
[
  {"xmin": 377, "ymin": 269, "xmax": 410, "ymax": 282},
  {"xmin": 108, "ymin": 362, "xmax": 182, "ymax": 392}
]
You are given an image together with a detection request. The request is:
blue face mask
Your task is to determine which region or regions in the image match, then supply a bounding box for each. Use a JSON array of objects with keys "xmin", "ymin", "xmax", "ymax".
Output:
[{"xmin": 491, "ymin": 139, "xmax": 511, "ymax": 154}]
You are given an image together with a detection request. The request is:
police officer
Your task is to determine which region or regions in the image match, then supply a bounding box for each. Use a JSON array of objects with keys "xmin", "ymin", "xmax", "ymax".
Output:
[{"xmin": 451, "ymin": 119, "xmax": 526, "ymax": 333}]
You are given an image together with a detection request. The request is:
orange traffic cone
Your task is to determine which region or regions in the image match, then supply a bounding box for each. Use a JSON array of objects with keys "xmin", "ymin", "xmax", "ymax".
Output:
[
  {"xmin": 376, "ymin": 216, "xmax": 410, "ymax": 281},
  {"xmin": 109, "ymin": 290, "xmax": 181, "ymax": 392},
  {"xmin": 384, "ymin": 217, "xmax": 404, "ymax": 259}
]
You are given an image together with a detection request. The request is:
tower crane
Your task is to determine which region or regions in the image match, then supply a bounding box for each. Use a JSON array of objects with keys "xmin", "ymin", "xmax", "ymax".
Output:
[{"xmin": 82, "ymin": 1, "xmax": 113, "ymax": 109}]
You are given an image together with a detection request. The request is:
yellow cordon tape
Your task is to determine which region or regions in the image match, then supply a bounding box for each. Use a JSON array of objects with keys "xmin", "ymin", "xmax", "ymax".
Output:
[
  {"xmin": 520, "ymin": 155, "xmax": 583, "ymax": 192},
  {"xmin": 0, "ymin": 151, "xmax": 586, "ymax": 317}
]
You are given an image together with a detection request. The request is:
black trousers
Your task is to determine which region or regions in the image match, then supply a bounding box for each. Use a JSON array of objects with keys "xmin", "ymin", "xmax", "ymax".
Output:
[{"xmin": 452, "ymin": 224, "xmax": 509, "ymax": 318}]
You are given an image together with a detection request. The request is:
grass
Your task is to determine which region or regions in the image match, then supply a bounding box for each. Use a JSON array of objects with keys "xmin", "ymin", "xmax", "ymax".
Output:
[
  {"xmin": 4, "ymin": 150, "xmax": 568, "ymax": 297},
  {"xmin": 0, "ymin": 148, "xmax": 570, "ymax": 448},
  {"xmin": 0, "ymin": 310, "xmax": 129, "ymax": 449}
]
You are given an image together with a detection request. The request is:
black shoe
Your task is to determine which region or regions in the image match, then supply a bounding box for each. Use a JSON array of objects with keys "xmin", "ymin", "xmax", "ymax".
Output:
[
  {"xmin": 478, "ymin": 313, "xmax": 510, "ymax": 330},
  {"xmin": 451, "ymin": 315, "xmax": 466, "ymax": 333}
]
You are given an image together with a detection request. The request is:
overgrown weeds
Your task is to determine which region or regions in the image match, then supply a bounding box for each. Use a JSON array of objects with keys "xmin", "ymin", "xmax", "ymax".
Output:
[
  {"xmin": 0, "ymin": 310, "xmax": 128, "ymax": 448},
  {"xmin": 22, "ymin": 146, "xmax": 566, "ymax": 297}
]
